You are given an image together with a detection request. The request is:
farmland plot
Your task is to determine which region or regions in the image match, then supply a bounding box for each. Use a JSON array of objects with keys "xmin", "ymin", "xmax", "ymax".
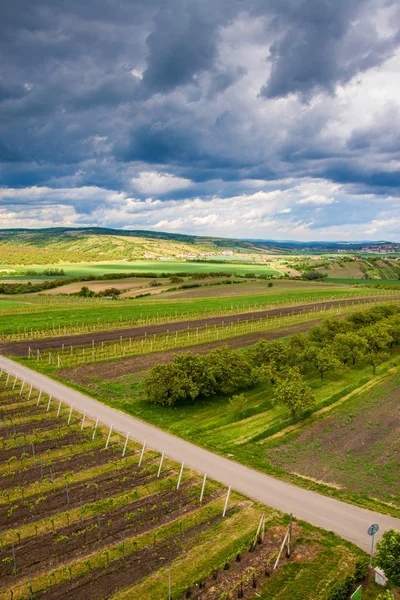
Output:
[{"xmin": 0, "ymin": 374, "xmax": 366, "ymax": 600}]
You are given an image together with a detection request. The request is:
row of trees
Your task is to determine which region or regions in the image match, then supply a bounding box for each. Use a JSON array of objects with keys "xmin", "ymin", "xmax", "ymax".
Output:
[
  {"xmin": 144, "ymin": 304, "xmax": 400, "ymax": 419},
  {"xmin": 0, "ymin": 270, "xmax": 235, "ymax": 295}
]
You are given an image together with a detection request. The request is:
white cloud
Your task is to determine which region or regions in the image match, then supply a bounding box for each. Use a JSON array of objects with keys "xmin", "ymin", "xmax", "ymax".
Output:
[
  {"xmin": 192, "ymin": 214, "xmax": 219, "ymax": 225},
  {"xmin": 131, "ymin": 171, "xmax": 192, "ymax": 195},
  {"xmin": 297, "ymin": 195, "xmax": 336, "ymax": 206},
  {"xmin": 279, "ymin": 208, "xmax": 292, "ymax": 213}
]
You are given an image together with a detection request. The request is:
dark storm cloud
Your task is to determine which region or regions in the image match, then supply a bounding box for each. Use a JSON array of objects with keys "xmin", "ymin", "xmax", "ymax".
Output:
[
  {"xmin": 260, "ymin": 0, "xmax": 400, "ymax": 99},
  {"xmin": 0, "ymin": 0, "xmax": 399, "ymax": 228}
]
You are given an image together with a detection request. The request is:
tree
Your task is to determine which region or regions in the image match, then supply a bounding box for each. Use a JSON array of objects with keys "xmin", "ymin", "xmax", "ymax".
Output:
[
  {"xmin": 309, "ymin": 317, "xmax": 353, "ymax": 345},
  {"xmin": 387, "ymin": 314, "xmax": 400, "ymax": 346},
  {"xmin": 249, "ymin": 340, "xmax": 289, "ymax": 370},
  {"xmin": 255, "ymin": 363, "xmax": 278, "ymax": 385},
  {"xmin": 228, "ymin": 394, "xmax": 248, "ymax": 419},
  {"xmin": 376, "ymin": 529, "xmax": 400, "ymax": 586},
  {"xmin": 144, "ymin": 363, "xmax": 198, "ymax": 406},
  {"xmin": 204, "ymin": 346, "xmax": 254, "ymax": 394},
  {"xmin": 363, "ymin": 323, "xmax": 392, "ymax": 374},
  {"xmin": 306, "ymin": 345, "xmax": 341, "ymax": 380},
  {"xmin": 287, "ymin": 333, "xmax": 310, "ymax": 366},
  {"xmin": 173, "ymin": 353, "xmax": 216, "ymax": 398},
  {"xmin": 273, "ymin": 368, "xmax": 315, "ymax": 420},
  {"xmin": 169, "ymin": 274, "xmax": 184, "ymax": 283},
  {"xmin": 333, "ymin": 332, "xmax": 367, "ymax": 366}
]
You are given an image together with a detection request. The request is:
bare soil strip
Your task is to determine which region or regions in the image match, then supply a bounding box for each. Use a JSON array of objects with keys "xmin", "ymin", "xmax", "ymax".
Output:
[{"xmin": 3, "ymin": 295, "xmax": 397, "ymax": 356}]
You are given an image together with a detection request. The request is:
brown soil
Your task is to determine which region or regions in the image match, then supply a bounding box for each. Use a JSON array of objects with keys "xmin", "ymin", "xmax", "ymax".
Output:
[
  {"xmin": 1, "ymin": 402, "xmax": 45, "ymax": 419},
  {"xmin": 0, "ymin": 478, "xmax": 209, "ymax": 585},
  {"xmin": 0, "ymin": 429, "xmax": 87, "ymax": 464},
  {"xmin": 0, "ymin": 417, "xmax": 63, "ymax": 441},
  {"xmin": 60, "ymin": 320, "xmax": 321, "ymax": 384},
  {"xmin": 0, "ymin": 461, "xmax": 162, "ymax": 532},
  {"xmin": 0, "ymin": 445, "xmax": 122, "ymax": 491},
  {"xmin": 3, "ymin": 295, "xmax": 395, "ymax": 356},
  {"xmin": 36, "ymin": 509, "xmax": 226, "ymax": 600}
]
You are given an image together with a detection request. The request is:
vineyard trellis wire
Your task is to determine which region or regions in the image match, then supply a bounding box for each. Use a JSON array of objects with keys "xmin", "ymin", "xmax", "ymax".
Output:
[
  {"xmin": 30, "ymin": 297, "xmax": 400, "ymax": 367},
  {"xmin": 1, "ymin": 289, "xmax": 398, "ymax": 342}
]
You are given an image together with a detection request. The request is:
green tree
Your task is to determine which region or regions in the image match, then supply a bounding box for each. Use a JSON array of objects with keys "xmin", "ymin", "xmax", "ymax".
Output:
[
  {"xmin": 306, "ymin": 345, "xmax": 341, "ymax": 380},
  {"xmin": 77, "ymin": 286, "xmax": 95, "ymax": 297},
  {"xmin": 376, "ymin": 528, "xmax": 400, "ymax": 586},
  {"xmin": 144, "ymin": 363, "xmax": 198, "ymax": 406},
  {"xmin": 204, "ymin": 346, "xmax": 254, "ymax": 394},
  {"xmin": 273, "ymin": 367, "xmax": 315, "ymax": 420},
  {"xmin": 173, "ymin": 353, "xmax": 216, "ymax": 398},
  {"xmin": 287, "ymin": 333, "xmax": 310, "ymax": 366},
  {"xmin": 363, "ymin": 323, "xmax": 392, "ymax": 374},
  {"xmin": 228, "ymin": 394, "xmax": 248, "ymax": 419},
  {"xmin": 249, "ymin": 340, "xmax": 289, "ymax": 369},
  {"xmin": 333, "ymin": 332, "xmax": 367, "ymax": 366},
  {"xmin": 255, "ymin": 363, "xmax": 278, "ymax": 385}
]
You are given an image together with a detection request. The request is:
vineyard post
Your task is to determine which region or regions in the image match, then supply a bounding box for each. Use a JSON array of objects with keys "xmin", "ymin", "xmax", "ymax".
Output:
[
  {"xmin": 28, "ymin": 384, "xmax": 33, "ymax": 400},
  {"xmin": 105, "ymin": 424, "xmax": 113, "ymax": 449},
  {"xmin": 168, "ymin": 572, "xmax": 172, "ymax": 600},
  {"xmin": 80, "ymin": 410, "xmax": 86, "ymax": 430},
  {"xmin": 286, "ymin": 513, "xmax": 293, "ymax": 558},
  {"xmin": 57, "ymin": 400, "xmax": 62, "ymax": 417},
  {"xmin": 36, "ymin": 389, "xmax": 42, "ymax": 406},
  {"xmin": 122, "ymin": 432, "xmax": 130, "ymax": 457},
  {"xmin": 157, "ymin": 451, "xmax": 165, "ymax": 478},
  {"xmin": 176, "ymin": 462, "xmax": 184, "ymax": 490},
  {"xmin": 19, "ymin": 380, "xmax": 25, "ymax": 396},
  {"xmin": 222, "ymin": 486, "xmax": 231, "ymax": 517},
  {"xmin": 92, "ymin": 417, "xmax": 99, "ymax": 440},
  {"xmin": 138, "ymin": 440, "xmax": 146, "ymax": 466},
  {"xmin": 199, "ymin": 473, "xmax": 207, "ymax": 503},
  {"xmin": 67, "ymin": 405, "xmax": 73, "ymax": 425},
  {"xmin": 5, "ymin": 371, "xmax": 10, "ymax": 385},
  {"xmin": 46, "ymin": 395, "xmax": 52, "ymax": 411},
  {"xmin": 273, "ymin": 529, "xmax": 289, "ymax": 570},
  {"xmin": 12, "ymin": 375, "xmax": 18, "ymax": 390}
]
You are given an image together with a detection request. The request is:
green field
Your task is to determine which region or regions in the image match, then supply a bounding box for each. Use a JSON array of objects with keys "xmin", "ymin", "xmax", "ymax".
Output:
[
  {"xmin": 326, "ymin": 277, "xmax": 400, "ymax": 286},
  {"xmin": 2, "ymin": 260, "xmax": 282, "ymax": 278},
  {"xmin": 0, "ymin": 285, "xmax": 394, "ymax": 337}
]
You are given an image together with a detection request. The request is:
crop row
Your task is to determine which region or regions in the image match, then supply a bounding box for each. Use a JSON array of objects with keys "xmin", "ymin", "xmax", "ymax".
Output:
[
  {"xmin": 0, "ymin": 377, "xmax": 276, "ymax": 600},
  {"xmin": 2, "ymin": 288, "xmax": 396, "ymax": 340},
  {"xmin": 31, "ymin": 297, "xmax": 400, "ymax": 367}
]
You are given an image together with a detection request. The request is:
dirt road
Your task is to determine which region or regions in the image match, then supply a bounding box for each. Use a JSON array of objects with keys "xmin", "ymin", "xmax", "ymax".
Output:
[
  {"xmin": 0, "ymin": 354, "xmax": 399, "ymax": 553},
  {"xmin": 3, "ymin": 295, "xmax": 398, "ymax": 356}
]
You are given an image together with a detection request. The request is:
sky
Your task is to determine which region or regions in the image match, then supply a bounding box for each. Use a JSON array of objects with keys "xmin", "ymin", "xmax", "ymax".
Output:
[{"xmin": 0, "ymin": 0, "xmax": 400, "ymax": 242}]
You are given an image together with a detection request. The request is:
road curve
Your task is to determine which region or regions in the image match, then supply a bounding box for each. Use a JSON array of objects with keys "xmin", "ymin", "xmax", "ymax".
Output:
[{"xmin": 1, "ymin": 354, "xmax": 399, "ymax": 553}]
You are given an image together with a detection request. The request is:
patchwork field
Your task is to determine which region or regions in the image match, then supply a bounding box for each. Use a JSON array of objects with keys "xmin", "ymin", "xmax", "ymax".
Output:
[
  {"xmin": 0, "ymin": 376, "xmax": 369, "ymax": 600},
  {"xmin": 2, "ymin": 251, "xmax": 400, "ymax": 599}
]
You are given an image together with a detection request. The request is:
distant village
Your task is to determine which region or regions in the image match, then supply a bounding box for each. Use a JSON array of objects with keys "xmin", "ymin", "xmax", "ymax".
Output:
[{"xmin": 153, "ymin": 250, "xmax": 235, "ymax": 261}]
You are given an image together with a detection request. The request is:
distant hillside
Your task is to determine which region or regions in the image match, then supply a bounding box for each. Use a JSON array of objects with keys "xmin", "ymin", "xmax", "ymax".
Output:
[
  {"xmin": 0, "ymin": 227, "xmax": 280, "ymax": 266},
  {"xmin": 0, "ymin": 228, "xmax": 398, "ymax": 266}
]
